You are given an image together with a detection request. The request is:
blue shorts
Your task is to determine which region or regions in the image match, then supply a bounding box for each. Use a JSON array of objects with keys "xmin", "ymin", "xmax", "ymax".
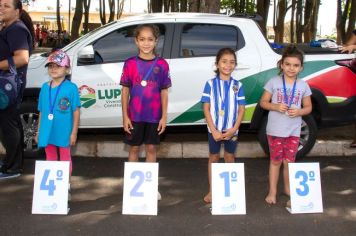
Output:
[{"xmin": 208, "ymin": 132, "xmax": 238, "ymax": 154}]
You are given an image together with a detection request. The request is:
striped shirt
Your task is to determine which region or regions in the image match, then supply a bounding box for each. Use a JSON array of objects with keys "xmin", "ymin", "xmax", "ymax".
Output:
[{"xmin": 201, "ymin": 77, "xmax": 246, "ymax": 133}]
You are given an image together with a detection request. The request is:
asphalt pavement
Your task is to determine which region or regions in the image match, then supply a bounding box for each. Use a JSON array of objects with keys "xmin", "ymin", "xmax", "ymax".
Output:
[{"xmin": 0, "ymin": 156, "xmax": 355, "ymax": 236}]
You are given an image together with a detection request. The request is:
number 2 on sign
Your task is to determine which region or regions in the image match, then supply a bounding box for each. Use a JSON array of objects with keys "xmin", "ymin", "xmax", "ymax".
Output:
[
  {"xmin": 295, "ymin": 170, "xmax": 315, "ymax": 196},
  {"xmin": 130, "ymin": 170, "xmax": 152, "ymax": 197},
  {"xmin": 220, "ymin": 171, "xmax": 237, "ymax": 197}
]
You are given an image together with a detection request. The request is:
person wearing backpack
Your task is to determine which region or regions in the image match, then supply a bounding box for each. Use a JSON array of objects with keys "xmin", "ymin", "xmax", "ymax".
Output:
[{"xmin": 0, "ymin": 0, "xmax": 34, "ymax": 179}]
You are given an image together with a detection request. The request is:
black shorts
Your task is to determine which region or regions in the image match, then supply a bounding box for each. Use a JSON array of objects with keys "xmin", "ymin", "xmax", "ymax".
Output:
[{"xmin": 124, "ymin": 122, "xmax": 160, "ymax": 146}]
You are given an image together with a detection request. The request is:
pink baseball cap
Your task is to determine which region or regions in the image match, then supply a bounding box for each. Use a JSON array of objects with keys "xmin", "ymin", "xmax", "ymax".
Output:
[{"xmin": 45, "ymin": 50, "xmax": 70, "ymax": 67}]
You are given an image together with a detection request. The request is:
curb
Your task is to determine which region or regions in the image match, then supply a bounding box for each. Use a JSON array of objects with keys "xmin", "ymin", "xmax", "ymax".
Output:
[
  {"xmin": 1, "ymin": 140, "xmax": 355, "ymax": 158},
  {"xmin": 68, "ymin": 139, "xmax": 356, "ymax": 158}
]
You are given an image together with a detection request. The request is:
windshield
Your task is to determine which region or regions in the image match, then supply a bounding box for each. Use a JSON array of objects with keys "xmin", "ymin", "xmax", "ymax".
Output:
[{"xmin": 62, "ymin": 21, "xmax": 118, "ymax": 52}]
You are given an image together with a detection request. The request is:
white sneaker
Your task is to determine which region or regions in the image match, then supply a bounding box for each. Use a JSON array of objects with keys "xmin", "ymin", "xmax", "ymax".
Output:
[{"xmin": 157, "ymin": 191, "xmax": 162, "ymax": 201}]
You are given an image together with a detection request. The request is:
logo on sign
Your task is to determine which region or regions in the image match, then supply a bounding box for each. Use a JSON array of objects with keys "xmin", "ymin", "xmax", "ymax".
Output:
[{"xmin": 221, "ymin": 203, "xmax": 237, "ymax": 213}]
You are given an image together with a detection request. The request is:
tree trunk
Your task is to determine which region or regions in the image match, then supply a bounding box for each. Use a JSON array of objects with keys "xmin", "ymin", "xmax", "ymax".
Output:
[
  {"xmin": 108, "ymin": 0, "xmax": 115, "ymax": 22},
  {"xmin": 116, "ymin": 0, "xmax": 125, "ymax": 19},
  {"xmin": 83, "ymin": 0, "xmax": 91, "ymax": 33},
  {"xmin": 151, "ymin": 0, "xmax": 163, "ymax": 12},
  {"xmin": 99, "ymin": 0, "xmax": 107, "ymax": 25},
  {"xmin": 257, "ymin": 0, "xmax": 270, "ymax": 37},
  {"xmin": 346, "ymin": 0, "xmax": 356, "ymax": 42},
  {"xmin": 336, "ymin": 0, "xmax": 350, "ymax": 44},
  {"xmin": 290, "ymin": 0, "xmax": 296, "ymax": 43},
  {"xmin": 71, "ymin": 0, "xmax": 83, "ymax": 40},
  {"xmin": 180, "ymin": 0, "xmax": 188, "ymax": 12},
  {"xmin": 295, "ymin": 0, "xmax": 303, "ymax": 43},
  {"xmin": 188, "ymin": 0, "xmax": 199, "ymax": 12},
  {"xmin": 274, "ymin": 0, "xmax": 286, "ymax": 43},
  {"xmin": 56, "ymin": 0, "xmax": 62, "ymax": 32}
]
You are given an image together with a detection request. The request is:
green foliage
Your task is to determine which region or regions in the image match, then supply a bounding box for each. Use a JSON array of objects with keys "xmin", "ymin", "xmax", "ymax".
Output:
[{"xmin": 220, "ymin": 0, "xmax": 257, "ymax": 14}]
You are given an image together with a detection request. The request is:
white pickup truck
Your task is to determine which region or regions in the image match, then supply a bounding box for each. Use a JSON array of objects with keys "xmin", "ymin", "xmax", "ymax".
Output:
[{"xmin": 23, "ymin": 13, "xmax": 356, "ymax": 158}]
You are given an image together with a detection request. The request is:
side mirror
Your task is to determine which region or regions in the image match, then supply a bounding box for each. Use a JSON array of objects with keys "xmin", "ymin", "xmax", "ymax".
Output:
[{"xmin": 77, "ymin": 45, "xmax": 95, "ymax": 65}]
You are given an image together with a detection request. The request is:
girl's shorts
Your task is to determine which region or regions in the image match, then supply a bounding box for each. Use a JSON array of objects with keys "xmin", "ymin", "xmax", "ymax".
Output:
[
  {"xmin": 124, "ymin": 121, "xmax": 160, "ymax": 146},
  {"xmin": 208, "ymin": 132, "xmax": 238, "ymax": 154},
  {"xmin": 267, "ymin": 135, "xmax": 299, "ymax": 163}
]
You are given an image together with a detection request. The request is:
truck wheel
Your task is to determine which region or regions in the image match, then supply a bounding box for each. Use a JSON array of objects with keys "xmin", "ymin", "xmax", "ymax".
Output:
[
  {"xmin": 257, "ymin": 114, "xmax": 318, "ymax": 159},
  {"xmin": 20, "ymin": 101, "xmax": 43, "ymax": 158}
]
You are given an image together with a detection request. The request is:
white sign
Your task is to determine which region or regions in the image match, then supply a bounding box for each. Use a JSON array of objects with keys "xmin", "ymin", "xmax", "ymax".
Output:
[
  {"xmin": 288, "ymin": 162, "xmax": 323, "ymax": 214},
  {"xmin": 122, "ymin": 162, "xmax": 159, "ymax": 215},
  {"xmin": 32, "ymin": 161, "xmax": 70, "ymax": 215},
  {"xmin": 211, "ymin": 163, "xmax": 246, "ymax": 215}
]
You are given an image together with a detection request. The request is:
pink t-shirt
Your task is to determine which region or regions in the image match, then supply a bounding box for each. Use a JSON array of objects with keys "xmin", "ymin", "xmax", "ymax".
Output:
[{"xmin": 120, "ymin": 56, "xmax": 171, "ymax": 123}]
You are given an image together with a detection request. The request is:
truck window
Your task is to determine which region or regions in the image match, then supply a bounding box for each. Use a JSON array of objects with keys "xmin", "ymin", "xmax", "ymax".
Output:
[
  {"xmin": 92, "ymin": 24, "xmax": 166, "ymax": 63},
  {"xmin": 180, "ymin": 24, "xmax": 239, "ymax": 57}
]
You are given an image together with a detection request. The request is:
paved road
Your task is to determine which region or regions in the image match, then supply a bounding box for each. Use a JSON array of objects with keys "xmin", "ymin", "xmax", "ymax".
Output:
[{"xmin": 1, "ymin": 156, "xmax": 355, "ymax": 236}]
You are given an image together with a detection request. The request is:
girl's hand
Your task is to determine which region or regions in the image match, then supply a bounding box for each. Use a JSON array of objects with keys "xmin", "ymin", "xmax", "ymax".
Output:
[
  {"xmin": 286, "ymin": 108, "xmax": 299, "ymax": 117},
  {"xmin": 123, "ymin": 116, "xmax": 133, "ymax": 134},
  {"xmin": 34, "ymin": 133, "xmax": 38, "ymax": 144},
  {"xmin": 157, "ymin": 118, "xmax": 167, "ymax": 135},
  {"xmin": 70, "ymin": 134, "xmax": 77, "ymax": 146},
  {"xmin": 276, "ymin": 103, "xmax": 289, "ymax": 113},
  {"xmin": 212, "ymin": 130, "xmax": 223, "ymax": 141},
  {"xmin": 222, "ymin": 128, "xmax": 235, "ymax": 140}
]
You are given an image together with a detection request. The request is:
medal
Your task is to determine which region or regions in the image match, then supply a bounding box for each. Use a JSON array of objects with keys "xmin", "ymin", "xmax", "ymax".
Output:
[
  {"xmin": 231, "ymin": 136, "xmax": 237, "ymax": 141},
  {"xmin": 136, "ymin": 56, "xmax": 158, "ymax": 87},
  {"xmin": 219, "ymin": 110, "xmax": 225, "ymax": 116},
  {"xmin": 282, "ymin": 74, "xmax": 297, "ymax": 115},
  {"xmin": 48, "ymin": 114, "xmax": 54, "ymax": 120},
  {"xmin": 48, "ymin": 79, "xmax": 65, "ymax": 122}
]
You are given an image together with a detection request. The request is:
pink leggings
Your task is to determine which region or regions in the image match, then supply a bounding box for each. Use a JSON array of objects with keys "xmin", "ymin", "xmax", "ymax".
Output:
[{"xmin": 45, "ymin": 144, "xmax": 72, "ymax": 174}]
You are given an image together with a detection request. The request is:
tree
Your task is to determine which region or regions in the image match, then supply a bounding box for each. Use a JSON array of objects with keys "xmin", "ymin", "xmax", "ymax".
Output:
[
  {"xmin": 149, "ymin": 0, "xmax": 219, "ymax": 13},
  {"xmin": 256, "ymin": 0, "xmax": 270, "ymax": 37},
  {"xmin": 303, "ymin": 0, "xmax": 320, "ymax": 42},
  {"xmin": 71, "ymin": 0, "xmax": 83, "ymax": 40},
  {"xmin": 116, "ymin": 0, "xmax": 125, "ymax": 19},
  {"xmin": 220, "ymin": 0, "xmax": 256, "ymax": 14},
  {"xmin": 99, "ymin": 0, "xmax": 107, "ymax": 24},
  {"xmin": 56, "ymin": 0, "xmax": 62, "ymax": 32},
  {"xmin": 273, "ymin": 0, "xmax": 287, "ymax": 43},
  {"xmin": 83, "ymin": 0, "xmax": 91, "ymax": 34},
  {"xmin": 336, "ymin": 0, "xmax": 356, "ymax": 44}
]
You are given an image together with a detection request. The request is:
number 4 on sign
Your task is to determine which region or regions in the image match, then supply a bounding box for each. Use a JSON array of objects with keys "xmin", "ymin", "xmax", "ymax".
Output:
[
  {"xmin": 288, "ymin": 163, "xmax": 323, "ymax": 214},
  {"xmin": 32, "ymin": 161, "xmax": 70, "ymax": 215}
]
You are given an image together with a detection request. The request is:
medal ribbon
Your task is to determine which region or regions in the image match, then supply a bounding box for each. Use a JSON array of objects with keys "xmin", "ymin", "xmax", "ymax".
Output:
[
  {"xmin": 216, "ymin": 76, "xmax": 232, "ymax": 115},
  {"xmin": 136, "ymin": 56, "xmax": 158, "ymax": 84},
  {"xmin": 282, "ymin": 74, "xmax": 297, "ymax": 108},
  {"xmin": 49, "ymin": 79, "xmax": 65, "ymax": 115}
]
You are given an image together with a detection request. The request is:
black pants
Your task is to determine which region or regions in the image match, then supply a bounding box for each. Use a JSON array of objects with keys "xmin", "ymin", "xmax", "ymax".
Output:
[{"xmin": 0, "ymin": 105, "xmax": 23, "ymax": 173}]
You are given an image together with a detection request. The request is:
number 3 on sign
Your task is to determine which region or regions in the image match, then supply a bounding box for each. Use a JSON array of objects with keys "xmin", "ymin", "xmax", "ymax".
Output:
[
  {"xmin": 288, "ymin": 163, "xmax": 323, "ymax": 214},
  {"xmin": 122, "ymin": 162, "xmax": 159, "ymax": 215}
]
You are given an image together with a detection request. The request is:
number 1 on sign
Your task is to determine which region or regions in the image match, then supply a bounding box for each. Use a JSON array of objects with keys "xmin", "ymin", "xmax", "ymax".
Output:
[{"xmin": 220, "ymin": 171, "xmax": 237, "ymax": 197}]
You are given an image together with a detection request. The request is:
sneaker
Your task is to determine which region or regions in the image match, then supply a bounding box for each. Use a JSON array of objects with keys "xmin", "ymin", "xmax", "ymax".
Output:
[
  {"xmin": 0, "ymin": 172, "xmax": 21, "ymax": 179},
  {"xmin": 157, "ymin": 191, "xmax": 162, "ymax": 201}
]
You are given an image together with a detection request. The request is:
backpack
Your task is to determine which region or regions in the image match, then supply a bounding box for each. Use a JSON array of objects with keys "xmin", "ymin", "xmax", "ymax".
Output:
[{"xmin": 0, "ymin": 57, "xmax": 21, "ymax": 109}]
